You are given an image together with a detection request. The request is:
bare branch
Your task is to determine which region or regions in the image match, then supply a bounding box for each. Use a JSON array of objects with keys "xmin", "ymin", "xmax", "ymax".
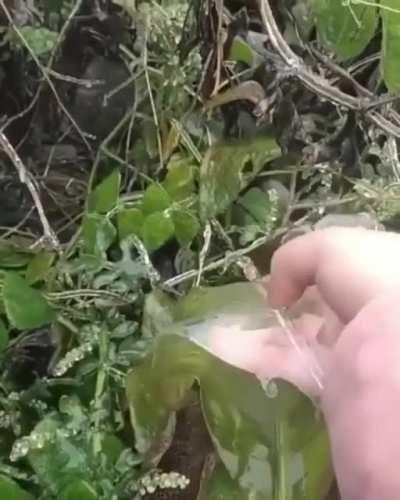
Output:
[
  {"xmin": 258, "ymin": 0, "xmax": 400, "ymax": 138},
  {"xmin": 0, "ymin": 131, "xmax": 60, "ymax": 248}
]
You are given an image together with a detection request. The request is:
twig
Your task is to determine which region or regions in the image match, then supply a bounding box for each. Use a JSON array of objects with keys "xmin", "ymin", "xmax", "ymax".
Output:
[
  {"xmin": 258, "ymin": 0, "xmax": 400, "ymax": 138},
  {"xmin": 164, "ymin": 217, "xmax": 310, "ymax": 288},
  {"xmin": 0, "ymin": 131, "xmax": 59, "ymax": 248},
  {"xmin": 195, "ymin": 222, "xmax": 212, "ymax": 286},
  {"xmin": 46, "ymin": 68, "xmax": 104, "ymax": 87}
]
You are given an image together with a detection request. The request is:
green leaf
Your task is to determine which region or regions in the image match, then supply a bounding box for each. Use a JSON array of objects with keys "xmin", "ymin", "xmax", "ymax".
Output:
[
  {"xmin": 26, "ymin": 251, "xmax": 55, "ymax": 285},
  {"xmin": 87, "ymin": 170, "xmax": 121, "ymax": 214},
  {"xmin": 127, "ymin": 284, "xmax": 332, "ymax": 498},
  {"xmin": 126, "ymin": 335, "xmax": 198, "ymax": 455},
  {"xmin": 117, "ymin": 208, "xmax": 144, "ymax": 240},
  {"xmin": 142, "ymin": 184, "xmax": 172, "ymax": 215},
  {"xmin": 101, "ymin": 434, "xmax": 125, "ymax": 467},
  {"xmin": 3, "ymin": 272, "xmax": 55, "ymax": 329},
  {"xmin": 235, "ymin": 187, "xmax": 279, "ymax": 236},
  {"xmin": 28, "ymin": 416, "xmax": 91, "ymax": 494},
  {"xmin": 142, "ymin": 212, "xmax": 175, "ymax": 251},
  {"xmin": 0, "ymin": 475, "xmax": 33, "ymax": 500},
  {"xmin": 199, "ymin": 136, "xmax": 281, "ymax": 220},
  {"xmin": 229, "ymin": 36, "xmax": 256, "ymax": 66},
  {"xmin": 142, "ymin": 289, "xmax": 176, "ymax": 338},
  {"xmin": 57, "ymin": 479, "xmax": 98, "ymax": 500},
  {"xmin": 310, "ymin": 0, "xmax": 378, "ymax": 60},
  {"xmin": 172, "ymin": 210, "xmax": 200, "ymax": 246},
  {"xmin": 174, "ymin": 282, "xmax": 272, "ymax": 324},
  {"xmin": 19, "ymin": 27, "xmax": 58, "ymax": 56},
  {"xmin": 199, "ymin": 355, "xmax": 331, "ymax": 499},
  {"xmin": 163, "ymin": 160, "xmax": 195, "ymax": 201},
  {"xmin": 127, "ymin": 333, "xmax": 332, "ymax": 499},
  {"xmin": 381, "ymin": 0, "xmax": 400, "ymax": 93},
  {"xmin": 0, "ymin": 319, "xmax": 9, "ymax": 352},
  {"xmin": 82, "ymin": 214, "xmax": 116, "ymax": 256}
]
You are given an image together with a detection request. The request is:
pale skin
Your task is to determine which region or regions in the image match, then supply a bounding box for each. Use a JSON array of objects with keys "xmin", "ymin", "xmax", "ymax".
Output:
[{"xmin": 211, "ymin": 227, "xmax": 400, "ymax": 500}]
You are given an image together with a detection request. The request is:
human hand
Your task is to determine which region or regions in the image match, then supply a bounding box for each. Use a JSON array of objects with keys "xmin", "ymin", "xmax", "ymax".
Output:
[{"xmin": 211, "ymin": 227, "xmax": 400, "ymax": 500}]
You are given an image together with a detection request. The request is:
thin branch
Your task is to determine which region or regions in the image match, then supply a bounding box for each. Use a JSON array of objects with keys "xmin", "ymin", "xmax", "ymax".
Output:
[
  {"xmin": 163, "ymin": 217, "xmax": 311, "ymax": 288},
  {"xmin": 0, "ymin": 131, "xmax": 59, "ymax": 248}
]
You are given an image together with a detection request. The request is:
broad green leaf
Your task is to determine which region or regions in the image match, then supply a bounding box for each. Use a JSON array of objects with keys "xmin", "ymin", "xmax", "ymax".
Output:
[
  {"xmin": 127, "ymin": 334, "xmax": 332, "ymax": 499},
  {"xmin": 200, "ymin": 360, "xmax": 331, "ymax": 499},
  {"xmin": 163, "ymin": 160, "xmax": 195, "ymax": 201},
  {"xmin": 3, "ymin": 272, "xmax": 55, "ymax": 329},
  {"xmin": 174, "ymin": 282, "xmax": 273, "ymax": 325},
  {"xmin": 18, "ymin": 27, "xmax": 58, "ymax": 56},
  {"xmin": 142, "ymin": 184, "xmax": 172, "ymax": 215},
  {"xmin": 0, "ymin": 475, "xmax": 33, "ymax": 500},
  {"xmin": 0, "ymin": 319, "xmax": 9, "ymax": 352},
  {"xmin": 126, "ymin": 347, "xmax": 193, "ymax": 454},
  {"xmin": 229, "ymin": 36, "xmax": 256, "ymax": 66},
  {"xmin": 142, "ymin": 211, "xmax": 174, "ymax": 251},
  {"xmin": 310, "ymin": 0, "xmax": 377, "ymax": 60},
  {"xmin": 381, "ymin": 0, "xmax": 400, "ymax": 93},
  {"xmin": 82, "ymin": 214, "xmax": 116, "ymax": 256},
  {"xmin": 57, "ymin": 479, "xmax": 98, "ymax": 500},
  {"xmin": 199, "ymin": 136, "xmax": 280, "ymax": 220},
  {"xmin": 172, "ymin": 210, "xmax": 200, "ymax": 246},
  {"xmin": 28, "ymin": 416, "xmax": 91, "ymax": 494},
  {"xmin": 127, "ymin": 283, "xmax": 332, "ymax": 498},
  {"xmin": 88, "ymin": 170, "xmax": 120, "ymax": 214},
  {"xmin": 26, "ymin": 251, "xmax": 55, "ymax": 284},
  {"xmin": 117, "ymin": 208, "xmax": 144, "ymax": 240},
  {"xmin": 141, "ymin": 289, "xmax": 176, "ymax": 338}
]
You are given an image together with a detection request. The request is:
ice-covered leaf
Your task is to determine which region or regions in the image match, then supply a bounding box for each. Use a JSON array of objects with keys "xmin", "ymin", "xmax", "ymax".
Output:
[
  {"xmin": 199, "ymin": 137, "xmax": 280, "ymax": 220},
  {"xmin": 127, "ymin": 283, "xmax": 332, "ymax": 498},
  {"xmin": 28, "ymin": 416, "xmax": 91, "ymax": 494}
]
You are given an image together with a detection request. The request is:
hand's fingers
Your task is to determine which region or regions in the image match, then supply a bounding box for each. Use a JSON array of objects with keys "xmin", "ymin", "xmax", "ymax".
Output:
[
  {"xmin": 209, "ymin": 320, "xmax": 326, "ymax": 398},
  {"xmin": 316, "ymin": 315, "xmax": 344, "ymax": 346},
  {"xmin": 268, "ymin": 231, "xmax": 324, "ymax": 308},
  {"xmin": 269, "ymin": 227, "xmax": 400, "ymax": 322},
  {"xmin": 289, "ymin": 285, "xmax": 330, "ymax": 319}
]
